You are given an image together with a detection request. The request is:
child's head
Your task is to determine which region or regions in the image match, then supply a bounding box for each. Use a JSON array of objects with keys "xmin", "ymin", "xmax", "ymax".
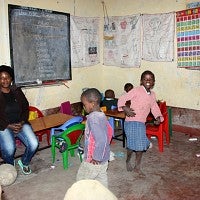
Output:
[
  {"xmin": 140, "ymin": 70, "xmax": 155, "ymax": 92},
  {"xmin": 81, "ymin": 88, "xmax": 102, "ymax": 113},
  {"xmin": 124, "ymin": 83, "xmax": 133, "ymax": 93},
  {"xmin": 104, "ymin": 89, "xmax": 115, "ymax": 99}
]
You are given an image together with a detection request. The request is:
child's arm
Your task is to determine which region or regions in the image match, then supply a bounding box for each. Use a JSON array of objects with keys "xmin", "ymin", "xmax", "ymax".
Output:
[
  {"xmin": 118, "ymin": 88, "xmax": 135, "ymax": 111},
  {"xmin": 89, "ymin": 117, "xmax": 108, "ymax": 163},
  {"xmin": 122, "ymin": 106, "xmax": 136, "ymax": 117}
]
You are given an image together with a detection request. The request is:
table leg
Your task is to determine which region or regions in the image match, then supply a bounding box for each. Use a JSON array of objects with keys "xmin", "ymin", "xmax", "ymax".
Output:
[{"xmin": 168, "ymin": 107, "xmax": 173, "ymax": 137}]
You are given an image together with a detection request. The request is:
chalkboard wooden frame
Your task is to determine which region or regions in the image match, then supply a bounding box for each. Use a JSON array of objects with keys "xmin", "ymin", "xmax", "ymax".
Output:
[{"xmin": 8, "ymin": 4, "xmax": 72, "ymax": 87}]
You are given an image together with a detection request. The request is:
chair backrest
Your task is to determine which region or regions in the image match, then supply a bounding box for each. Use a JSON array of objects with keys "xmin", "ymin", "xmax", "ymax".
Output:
[
  {"xmin": 59, "ymin": 116, "xmax": 83, "ymax": 130},
  {"xmin": 158, "ymin": 101, "xmax": 167, "ymax": 115},
  {"xmin": 59, "ymin": 123, "xmax": 85, "ymax": 146},
  {"xmin": 29, "ymin": 106, "xmax": 44, "ymax": 120},
  {"xmin": 60, "ymin": 101, "xmax": 72, "ymax": 115}
]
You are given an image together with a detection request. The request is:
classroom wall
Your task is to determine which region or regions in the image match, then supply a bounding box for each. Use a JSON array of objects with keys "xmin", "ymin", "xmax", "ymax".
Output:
[
  {"xmin": 102, "ymin": 0, "xmax": 200, "ymax": 111},
  {"xmin": 0, "ymin": 0, "xmax": 199, "ymax": 111}
]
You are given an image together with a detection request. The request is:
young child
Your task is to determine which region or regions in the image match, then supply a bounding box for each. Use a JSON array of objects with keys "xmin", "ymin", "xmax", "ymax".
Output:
[
  {"xmin": 124, "ymin": 83, "xmax": 133, "ymax": 93},
  {"xmin": 76, "ymin": 88, "xmax": 112, "ymax": 188},
  {"xmin": 124, "ymin": 83, "xmax": 134, "ymax": 107},
  {"xmin": 101, "ymin": 89, "xmax": 118, "ymax": 110},
  {"xmin": 118, "ymin": 70, "xmax": 163, "ymax": 177}
]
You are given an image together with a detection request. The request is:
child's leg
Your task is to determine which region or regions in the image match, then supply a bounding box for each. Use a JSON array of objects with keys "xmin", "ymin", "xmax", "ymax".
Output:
[
  {"xmin": 96, "ymin": 162, "xmax": 108, "ymax": 188},
  {"xmin": 126, "ymin": 148, "xmax": 133, "ymax": 171},
  {"xmin": 133, "ymin": 151, "xmax": 145, "ymax": 177}
]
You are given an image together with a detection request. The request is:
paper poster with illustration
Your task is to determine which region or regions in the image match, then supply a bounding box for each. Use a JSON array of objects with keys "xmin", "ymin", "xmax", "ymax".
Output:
[
  {"xmin": 103, "ymin": 14, "xmax": 141, "ymax": 68},
  {"xmin": 71, "ymin": 16, "xmax": 100, "ymax": 67},
  {"xmin": 142, "ymin": 12, "xmax": 175, "ymax": 62}
]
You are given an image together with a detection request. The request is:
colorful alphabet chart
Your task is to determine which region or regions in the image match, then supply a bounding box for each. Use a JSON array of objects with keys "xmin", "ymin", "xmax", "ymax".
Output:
[{"xmin": 176, "ymin": 7, "xmax": 200, "ymax": 70}]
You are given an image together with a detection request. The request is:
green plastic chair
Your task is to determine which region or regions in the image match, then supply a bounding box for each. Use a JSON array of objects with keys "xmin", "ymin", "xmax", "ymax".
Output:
[{"xmin": 51, "ymin": 123, "xmax": 85, "ymax": 169}]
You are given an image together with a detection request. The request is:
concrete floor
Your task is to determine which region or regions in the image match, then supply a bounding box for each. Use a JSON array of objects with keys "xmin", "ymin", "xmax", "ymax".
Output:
[{"xmin": 1, "ymin": 131, "xmax": 200, "ymax": 200}]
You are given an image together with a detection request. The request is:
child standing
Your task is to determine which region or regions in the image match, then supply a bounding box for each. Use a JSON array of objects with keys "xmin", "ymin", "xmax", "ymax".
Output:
[
  {"xmin": 118, "ymin": 70, "xmax": 163, "ymax": 177},
  {"xmin": 76, "ymin": 88, "xmax": 112, "ymax": 188}
]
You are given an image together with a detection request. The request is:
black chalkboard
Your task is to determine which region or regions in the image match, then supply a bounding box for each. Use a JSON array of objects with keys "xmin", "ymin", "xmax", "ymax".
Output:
[{"xmin": 8, "ymin": 5, "xmax": 71, "ymax": 86}]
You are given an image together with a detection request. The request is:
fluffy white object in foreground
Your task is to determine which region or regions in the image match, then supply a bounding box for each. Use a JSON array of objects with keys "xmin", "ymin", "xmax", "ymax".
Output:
[
  {"xmin": 0, "ymin": 164, "xmax": 17, "ymax": 186},
  {"xmin": 64, "ymin": 180, "xmax": 118, "ymax": 200}
]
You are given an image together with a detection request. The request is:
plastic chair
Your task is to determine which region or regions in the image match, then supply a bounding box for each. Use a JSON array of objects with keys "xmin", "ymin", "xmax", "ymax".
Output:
[
  {"xmin": 29, "ymin": 106, "xmax": 51, "ymax": 145},
  {"xmin": 51, "ymin": 123, "xmax": 85, "ymax": 169},
  {"xmin": 109, "ymin": 105, "xmax": 123, "ymax": 131},
  {"xmin": 60, "ymin": 101, "xmax": 72, "ymax": 115},
  {"xmin": 146, "ymin": 101, "xmax": 170, "ymax": 152},
  {"xmin": 50, "ymin": 116, "xmax": 83, "ymax": 143}
]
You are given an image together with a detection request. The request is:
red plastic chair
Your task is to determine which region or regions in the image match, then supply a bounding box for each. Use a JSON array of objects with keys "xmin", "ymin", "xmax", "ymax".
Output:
[
  {"xmin": 29, "ymin": 106, "xmax": 51, "ymax": 145},
  {"xmin": 146, "ymin": 101, "xmax": 170, "ymax": 152},
  {"xmin": 60, "ymin": 101, "xmax": 72, "ymax": 115}
]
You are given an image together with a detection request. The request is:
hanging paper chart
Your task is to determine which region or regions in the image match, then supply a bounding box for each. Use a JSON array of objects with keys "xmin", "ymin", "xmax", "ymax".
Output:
[{"xmin": 176, "ymin": 7, "xmax": 200, "ymax": 70}]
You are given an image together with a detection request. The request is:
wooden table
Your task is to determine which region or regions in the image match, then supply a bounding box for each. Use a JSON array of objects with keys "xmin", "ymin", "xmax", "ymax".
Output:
[
  {"xmin": 29, "ymin": 113, "xmax": 73, "ymax": 132},
  {"xmin": 104, "ymin": 109, "xmax": 126, "ymax": 148}
]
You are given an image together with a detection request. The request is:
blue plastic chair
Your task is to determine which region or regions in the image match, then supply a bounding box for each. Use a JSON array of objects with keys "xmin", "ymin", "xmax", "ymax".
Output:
[{"xmin": 50, "ymin": 116, "xmax": 83, "ymax": 144}]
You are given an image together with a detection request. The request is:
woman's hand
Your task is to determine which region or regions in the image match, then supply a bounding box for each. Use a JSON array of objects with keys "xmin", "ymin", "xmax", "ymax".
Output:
[
  {"xmin": 122, "ymin": 106, "xmax": 136, "ymax": 117},
  {"xmin": 7, "ymin": 122, "xmax": 24, "ymax": 133}
]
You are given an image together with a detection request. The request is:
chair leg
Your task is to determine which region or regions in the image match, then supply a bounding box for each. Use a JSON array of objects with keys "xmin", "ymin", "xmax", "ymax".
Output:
[
  {"xmin": 158, "ymin": 134, "xmax": 164, "ymax": 152},
  {"xmin": 146, "ymin": 134, "xmax": 151, "ymax": 140},
  {"xmin": 165, "ymin": 131, "xmax": 170, "ymax": 145},
  {"xmin": 51, "ymin": 138, "xmax": 56, "ymax": 163},
  {"xmin": 47, "ymin": 133, "xmax": 51, "ymax": 146},
  {"xmin": 62, "ymin": 151, "xmax": 68, "ymax": 169},
  {"xmin": 70, "ymin": 149, "xmax": 75, "ymax": 157},
  {"xmin": 38, "ymin": 135, "xmax": 42, "ymax": 142},
  {"xmin": 165, "ymin": 123, "xmax": 170, "ymax": 145}
]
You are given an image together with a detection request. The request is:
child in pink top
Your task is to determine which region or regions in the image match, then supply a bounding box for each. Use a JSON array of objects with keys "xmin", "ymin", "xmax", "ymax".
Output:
[{"xmin": 118, "ymin": 70, "xmax": 163, "ymax": 177}]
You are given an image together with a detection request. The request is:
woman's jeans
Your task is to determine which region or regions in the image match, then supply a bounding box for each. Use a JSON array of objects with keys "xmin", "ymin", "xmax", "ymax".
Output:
[{"xmin": 0, "ymin": 124, "xmax": 38, "ymax": 166}]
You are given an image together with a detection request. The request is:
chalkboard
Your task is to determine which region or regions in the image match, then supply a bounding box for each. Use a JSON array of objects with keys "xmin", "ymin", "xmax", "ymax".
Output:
[{"xmin": 8, "ymin": 5, "xmax": 71, "ymax": 86}]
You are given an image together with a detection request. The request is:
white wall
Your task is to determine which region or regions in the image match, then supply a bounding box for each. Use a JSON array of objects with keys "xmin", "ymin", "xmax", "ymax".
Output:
[{"xmin": 0, "ymin": 0, "xmax": 199, "ymax": 111}]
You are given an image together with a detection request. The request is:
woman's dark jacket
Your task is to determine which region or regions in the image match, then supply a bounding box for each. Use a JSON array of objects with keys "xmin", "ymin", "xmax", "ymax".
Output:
[{"xmin": 0, "ymin": 85, "xmax": 29, "ymax": 131}]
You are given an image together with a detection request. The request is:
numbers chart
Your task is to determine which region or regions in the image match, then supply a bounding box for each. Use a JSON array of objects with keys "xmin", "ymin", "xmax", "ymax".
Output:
[{"xmin": 176, "ymin": 7, "xmax": 200, "ymax": 70}]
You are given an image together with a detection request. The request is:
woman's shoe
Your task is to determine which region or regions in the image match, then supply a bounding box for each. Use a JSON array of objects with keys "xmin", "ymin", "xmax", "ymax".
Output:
[{"xmin": 17, "ymin": 160, "xmax": 32, "ymax": 175}]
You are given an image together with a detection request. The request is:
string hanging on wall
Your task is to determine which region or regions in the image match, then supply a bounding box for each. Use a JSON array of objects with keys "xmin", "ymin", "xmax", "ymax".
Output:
[
  {"xmin": 101, "ymin": 1, "xmax": 114, "ymax": 40},
  {"xmin": 74, "ymin": 0, "xmax": 76, "ymax": 16},
  {"xmin": 101, "ymin": 1, "xmax": 109, "ymax": 28}
]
